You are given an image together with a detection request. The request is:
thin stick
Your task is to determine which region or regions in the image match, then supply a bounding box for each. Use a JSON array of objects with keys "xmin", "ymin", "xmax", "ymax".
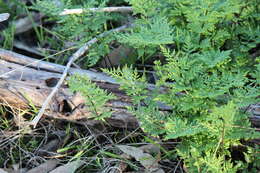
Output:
[
  {"xmin": 29, "ymin": 23, "xmax": 133, "ymax": 128},
  {"xmin": 60, "ymin": 6, "xmax": 133, "ymax": 15}
]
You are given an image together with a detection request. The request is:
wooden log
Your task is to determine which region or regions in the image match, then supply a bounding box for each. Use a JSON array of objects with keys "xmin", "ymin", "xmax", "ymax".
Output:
[
  {"xmin": 0, "ymin": 49, "xmax": 138, "ymax": 129},
  {"xmin": 0, "ymin": 48, "xmax": 117, "ymax": 83},
  {"xmin": 0, "ymin": 49, "xmax": 259, "ymax": 128}
]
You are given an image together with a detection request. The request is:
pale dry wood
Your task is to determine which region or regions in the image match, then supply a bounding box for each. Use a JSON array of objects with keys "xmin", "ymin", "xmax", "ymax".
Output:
[
  {"xmin": 0, "ymin": 13, "xmax": 10, "ymax": 22},
  {"xmin": 49, "ymin": 160, "xmax": 83, "ymax": 173},
  {"xmin": 0, "ymin": 48, "xmax": 116, "ymax": 84},
  {"xmin": 0, "ymin": 50, "xmax": 138, "ymax": 129},
  {"xmin": 27, "ymin": 160, "xmax": 59, "ymax": 173},
  {"xmin": 60, "ymin": 6, "xmax": 133, "ymax": 15},
  {"xmin": 0, "ymin": 70, "xmax": 138, "ymax": 129}
]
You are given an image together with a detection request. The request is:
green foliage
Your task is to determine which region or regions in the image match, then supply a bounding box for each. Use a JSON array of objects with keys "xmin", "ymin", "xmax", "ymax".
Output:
[
  {"xmin": 68, "ymin": 74, "xmax": 115, "ymax": 120},
  {"xmin": 117, "ymin": 16, "xmax": 174, "ymax": 62},
  {"xmin": 0, "ymin": 0, "xmax": 27, "ymax": 49},
  {"xmin": 1, "ymin": 24, "xmax": 15, "ymax": 49},
  {"xmin": 252, "ymin": 58, "xmax": 260, "ymax": 84},
  {"xmin": 117, "ymin": 16, "xmax": 174, "ymax": 47},
  {"xmin": 107, "ymin": 65, "xmax": 259, "ymax": 173},
  {"xmin": 31, "ymin": 0, "xmax": 125, "ymax": 67},
  {"xmin": 0, "ymin": 0, "xmax": 27, "ymax": 15},
  {"xmin": 125, "ymin": 0, "xmax": 159, "ymax": 17},
  {"xmin": 24, "ymin": 0, "xmax": 260, "ymax": 172},
  {"xmin": 103, "ymin": 0, "xmax": 260, "ymax": 172},
  {"xmin": 104, "ymin": 66, "xmax": 148, "ymax": 104}
]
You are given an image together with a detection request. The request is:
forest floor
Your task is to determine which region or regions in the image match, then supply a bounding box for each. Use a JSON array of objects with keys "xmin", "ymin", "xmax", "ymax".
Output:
[{"xmin": 0, "ymin": 1, "xmax": 260, "ymax": 173}]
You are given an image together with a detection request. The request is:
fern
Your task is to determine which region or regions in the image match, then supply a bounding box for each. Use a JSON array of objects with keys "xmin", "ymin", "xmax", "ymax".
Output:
[
  {"xmin": 68, "ymin": 74, "xmax": 115, "ymax": 120},
  {"xmin": 32, "ymin": 0, "xmax": 260, "ymax": 171},
  {"xmin": 125, "ymin": 0, "xmax": 159, "ymax": 17},
  {"xmin": 117, "ymin": 16, "xmax": 174, "ymax": 47},
  {"xmin": 73, "ymin": 0, "xmax": 260, "ymax": 170},
  {"xmin": 103, "ymin": 66, "xmax": 148, "ymax": 104},
  {"xmin": 31, "ymin": 0, "xmax": 125, "ymax": 67}
]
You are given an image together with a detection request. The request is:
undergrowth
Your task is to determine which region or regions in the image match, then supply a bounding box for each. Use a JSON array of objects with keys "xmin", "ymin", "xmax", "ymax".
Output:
[
  {"xmin": 0, "ymin": 0, "xmax": 260, "ymax": 172},
  {"xmin": 0, "ymin": 103, "xmax": 172, "ymax": 172},
  {"xmin": 67, "ymin": 0, "xmax": 260, "ymax": 172}
]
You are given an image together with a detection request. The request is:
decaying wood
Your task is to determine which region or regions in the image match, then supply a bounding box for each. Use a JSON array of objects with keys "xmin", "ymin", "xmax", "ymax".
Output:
[
  {"xmin": 0, "ymin": 49, "xmax": 116, "ymax": 83},
  {"xmin": 0, "ymin": 49, "xmax": 138, "ymax": 129},
  {"xmin": 0, "ymin": 49, "xmax": 259, "ymax": 128}
]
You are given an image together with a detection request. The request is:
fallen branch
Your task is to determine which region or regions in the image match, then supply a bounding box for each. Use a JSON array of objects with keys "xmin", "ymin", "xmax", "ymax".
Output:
[
  {"xmin": 60, "ymin": 6, "xmax": 133, "ymax": 15},
  {"xmin": 30, "ymin": 23, "xmax": 134, "ymax": 128}
]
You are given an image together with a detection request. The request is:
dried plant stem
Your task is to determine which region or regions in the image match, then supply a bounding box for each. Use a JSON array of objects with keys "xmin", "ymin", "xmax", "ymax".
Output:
[
  {"xmin": 60, "ymin": 6, "xmax": 133, "ymax": 15},
  {"xmin": 30, "ymin": 23, "xmax": 133, "ymax": 128}
]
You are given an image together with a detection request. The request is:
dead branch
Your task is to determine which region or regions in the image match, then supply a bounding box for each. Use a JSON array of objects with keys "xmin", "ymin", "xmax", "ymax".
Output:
[
  {"xmin": 29, "ymin": 23, "xmax": 134, "ymax": 127},
  {"xmin": 60, "ymin": 6, "xmax": 133, "ymax": 15}
]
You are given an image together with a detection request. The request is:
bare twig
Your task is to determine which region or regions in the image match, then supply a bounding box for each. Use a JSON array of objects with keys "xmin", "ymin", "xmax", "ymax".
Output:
[
  {"xmin": 60, "ymin": 6, "xmax": 133, "ymax": 15},
  {"xmin": 29, "ymin": 23, "xmax": 134, "ymax": 128}
]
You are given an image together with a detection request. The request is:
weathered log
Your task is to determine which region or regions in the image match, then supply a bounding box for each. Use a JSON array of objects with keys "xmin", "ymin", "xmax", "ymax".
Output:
[
  {"xmin": 0, "ymin": 49, "xmax": 117, "ymax": 83},
  {"xmin": 0, "ymin": 49, "xmax": 259, "ymax": 128},
  {"xmin": 0, "ymin": 49, "xmax": 138, "ymax": 129}
]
